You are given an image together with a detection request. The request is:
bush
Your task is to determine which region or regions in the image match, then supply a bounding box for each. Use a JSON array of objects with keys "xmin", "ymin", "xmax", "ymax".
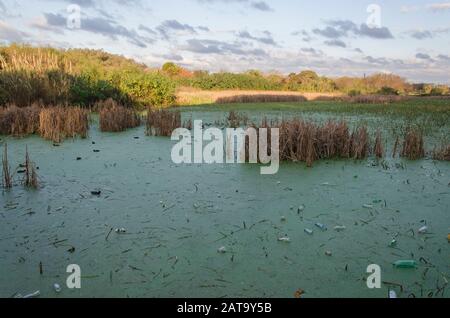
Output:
[
  {"xmin": 118, "ymin": 71, "xmax": 176, "ymax": 108},
  {"xmin": 190, "ymin": 72, "xmax": 282, "ymax": 90},
  {"xmin": 378, "ymin": 86, "xmax": 399, "ymax": 95}
]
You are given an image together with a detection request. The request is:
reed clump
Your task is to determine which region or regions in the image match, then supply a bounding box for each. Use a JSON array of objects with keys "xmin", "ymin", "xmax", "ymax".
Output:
[
  {"xmin": 252, "ymin": 118, "xmax": 371, "ymax": 167},
  {"xmin": 432, "ymin": 144, "xmax": 450, "ymax": 161},
  {"xmin": 227, "ymin": 111, "xmax": 249, "ymax": 128},
  {"xmin": 146, "ymin": 108, "xmax": 181, "ymax": 137},
  {"xmin": 347, "ymin": 95, "xmax": 406, "ymax": 104},
  {"xmin": 2, "ymin": 143, "xmax": 12, "ymax": 189},
  {"xmin": 373, "ymin": 130, "xmax": 384, "ymax": 158},
  {"xmin": 39, "ymin": 107, "xmax": 89, "ymax": 143},
  {"xmin": 216, "ymin": 94, "xmax": 307, "ymax": 104},
  {"xmin": 401, "ymin": 128, "xmax": 425, "ymax": 160},
  {"xmin": 98, "ymin": 99, "xmax": 141, "ymax": 132},
  {"xmin": 0, "ymin": 105, "xmax": 41, "ymax": 136}
]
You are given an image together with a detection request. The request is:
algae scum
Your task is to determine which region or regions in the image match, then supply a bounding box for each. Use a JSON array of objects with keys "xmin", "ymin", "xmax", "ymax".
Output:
[{"xmin": 0, "ymin": 106, "xmax": 449, "ymax": 298}]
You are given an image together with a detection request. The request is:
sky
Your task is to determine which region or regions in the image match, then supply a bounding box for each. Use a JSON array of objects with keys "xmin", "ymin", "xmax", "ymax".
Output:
[{"xmin": 0, "ymin": 0, "xmax": 450, "ymax": 83}]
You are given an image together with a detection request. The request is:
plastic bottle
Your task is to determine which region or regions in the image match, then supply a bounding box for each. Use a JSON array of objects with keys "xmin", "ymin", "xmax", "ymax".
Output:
[
  {"xmin": 393, "ymin": 260, "xmax": 417, "ymax": 268},
  {"xmin": 315, "ymin": 223, "xmax": 327, "ymax": 231},
  {"xmin": 304, "ymin": 228, "xmax": 313, "ymax": 235},
  {"xmin": 388, "ymin": 239, "xmax": 397, "ymax": 247},
  {"xmin": 418, "ymin": 226, "xmax": 428, "ymax": 234}
]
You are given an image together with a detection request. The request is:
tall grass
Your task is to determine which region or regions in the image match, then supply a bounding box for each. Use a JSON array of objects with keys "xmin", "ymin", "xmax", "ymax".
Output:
[
  {"xmin": 146, "ymin": 108, "xmax": 181, "ymax": 137},
  {"xmin": 39, "ymin": 107, "xmax": 89, "ymax": 143},
  {"xmin": 98, "ymin": 99, "xmax": 141, "ymax": 132}
]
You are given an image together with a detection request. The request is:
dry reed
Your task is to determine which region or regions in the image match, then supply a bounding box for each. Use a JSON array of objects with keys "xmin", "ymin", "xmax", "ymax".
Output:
[
  {"xmin": 0, "ymin": 105, "xmax": 41, "ymax": 136},
  {"xmin": 22, "ymin": 146, "xmax": 38, "ymax": 188},
  {"xmin": 98, "ymin": 99, "xmax": 141, "ymax": 132},
  {"xmin": 250, "ymin": 118, "xmax": 371, "ymax": 167},
  {"xmin": 401, "ymin": 128, "xmax": 425, "ymax": 160},
  {"xmin": 392, "ymin": 136, "xmax": 400, "ymax": 158},
  {"xmin": 227, "ymin": 111, "xmax": 249, "ymax": 128},
  {"xmin": 216, "ymin": 94, "xmax": 307, "ymax": 104},
  {"xmin": 39, "ymin": 107, "xmax": 89, "ymax": 143},
  {"xmin": 432, "ymin": 144, "xmax": 450, "ymax": 161},
  {"xmin": 2, "ymin": 143, "xmax": 12, "ymax": 188},
  {"xmin": 146, "ymin": 108, "xmax": 181, "ymax": 137},
  {"xmin": 373, "ymin": 130, "xmax": 384, "ymax": 159}
]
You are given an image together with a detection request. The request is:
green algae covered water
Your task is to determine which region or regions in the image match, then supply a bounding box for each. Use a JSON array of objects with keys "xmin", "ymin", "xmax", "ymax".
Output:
[{"xmin": 0, "ymin": 108, "xmax": 449, "ymax": 298}]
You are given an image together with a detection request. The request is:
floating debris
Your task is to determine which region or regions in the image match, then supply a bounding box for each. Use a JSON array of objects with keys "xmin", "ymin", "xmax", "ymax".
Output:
[
  {"xmin": 363, "ymin": 204, "xmax": 374, "ymax": 209},
  {"xmin": 16, "ymin": 290, "xmax": 41, "ymax": 298},
  {"xmin": 91, "ymin": 190, "xmax": 101, "ymax": 196},
  {"xmin": 418, "ymin": 226, "xmax": 428, "ymax": 234},
  {"xmin": 304, "ymin": 228, "xmax": 313, "ymax": 235},
  {"xmin": 76, "ymin": 157, "xmax": 82, "ymax": 161},
  {"xmin": 315, "ymin": 223, "xmax": 327, "ymax": 231},
  {"xmin": 217, "ymin": 246, "xmax": 227, "ymax": 254},
  {"xmin": 325, "ymin": 251, "xmax": 332, "ymax": 257},
  {"xmin": 115, "ymin": 228, "xmax": 127, "ymax": 234},
  {"xmin": 294, "ymin": 289, "xmax": 305, "ymax": 298},
  {"xmin": 54, "ymin": 283, "xmax": 61, "ymax": 293},
  {"xmin": 297, "ymin": 205, "xmax": 305, "ymax": 213},
  {"xmin": 333, "ymin": 225, "xmax": 346, "ymax": 232},
  {"xmin": 389, "ymin": 290, "xmax": 397, "ymax": 298},
  {"xmin": 280, "ymin": 216, "xmax": 287, "ymax": 222},
  {"xmin": 389, "ymin": 239, "xmax": 397, "ymax": 248},
  {"xmin": 393, "ymin": 260, "xmax": 417, "ymax": 269},
  {"xmin": 278, "ymin": 236, "xmax": 291, "ymax": 243}
]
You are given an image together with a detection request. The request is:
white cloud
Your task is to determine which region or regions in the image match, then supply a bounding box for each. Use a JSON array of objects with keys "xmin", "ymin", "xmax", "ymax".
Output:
[{"xmin": 427, "ymin": 2, "xmax": 450, "ymax": 11}]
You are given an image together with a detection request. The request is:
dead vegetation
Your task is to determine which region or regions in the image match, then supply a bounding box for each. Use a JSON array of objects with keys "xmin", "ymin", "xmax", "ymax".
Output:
[
  {"xmin": 98, "ymin": 99, "xmax": 141, "ymax": 132},
  {"xmin": 251, "ymin": 118, "xmax": 371, "ymax": 167},
  {"xmin": 401, "ymin": 128, "xmax": 425, "ymax": 160},
  {"xmin": 146, "ymin": 108, "xmax": 181, "ymax": 137},
  {"xmin": 216, "ymin": 94, "xmax": 308, "ymax": 104},
  {"xmin": 313, "ymin": 95, "xmax": 407, "ymax": 104},
  {"xmin": 22, "ymin": 146, "xmax": 38, "ymax": 189},
  {"xmin": 2, "ymin": 143, "xmax": 12, "ymax": 188},
  {"xmin": 227, "ymin": 110, "xmax": 249, "ymax": 128},
  {"xmin": 0, "ymin": 105, "xmax": 41, "ymax": 136},
  {"xmin": 373, "ymin": 130, "xmax": 384, "ymax": 159},
  {"xmin": 39, "ymin": 107, "xmax": 89, "ymax": 143},
  {"xmin": 432, "ymin": 144, "xmax": 450, "ymax": 161}
]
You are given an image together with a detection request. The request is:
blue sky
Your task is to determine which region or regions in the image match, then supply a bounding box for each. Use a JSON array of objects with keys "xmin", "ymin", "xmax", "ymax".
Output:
[{"xmin": 1, "ymin": 0, "xmax": 450, "ymax": 83}]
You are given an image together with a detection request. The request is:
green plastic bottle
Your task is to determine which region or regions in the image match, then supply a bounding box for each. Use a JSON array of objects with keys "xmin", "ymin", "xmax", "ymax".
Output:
[{"xmin": 393, "ymin": 260, "xmax": 417, "ymax": 268}]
